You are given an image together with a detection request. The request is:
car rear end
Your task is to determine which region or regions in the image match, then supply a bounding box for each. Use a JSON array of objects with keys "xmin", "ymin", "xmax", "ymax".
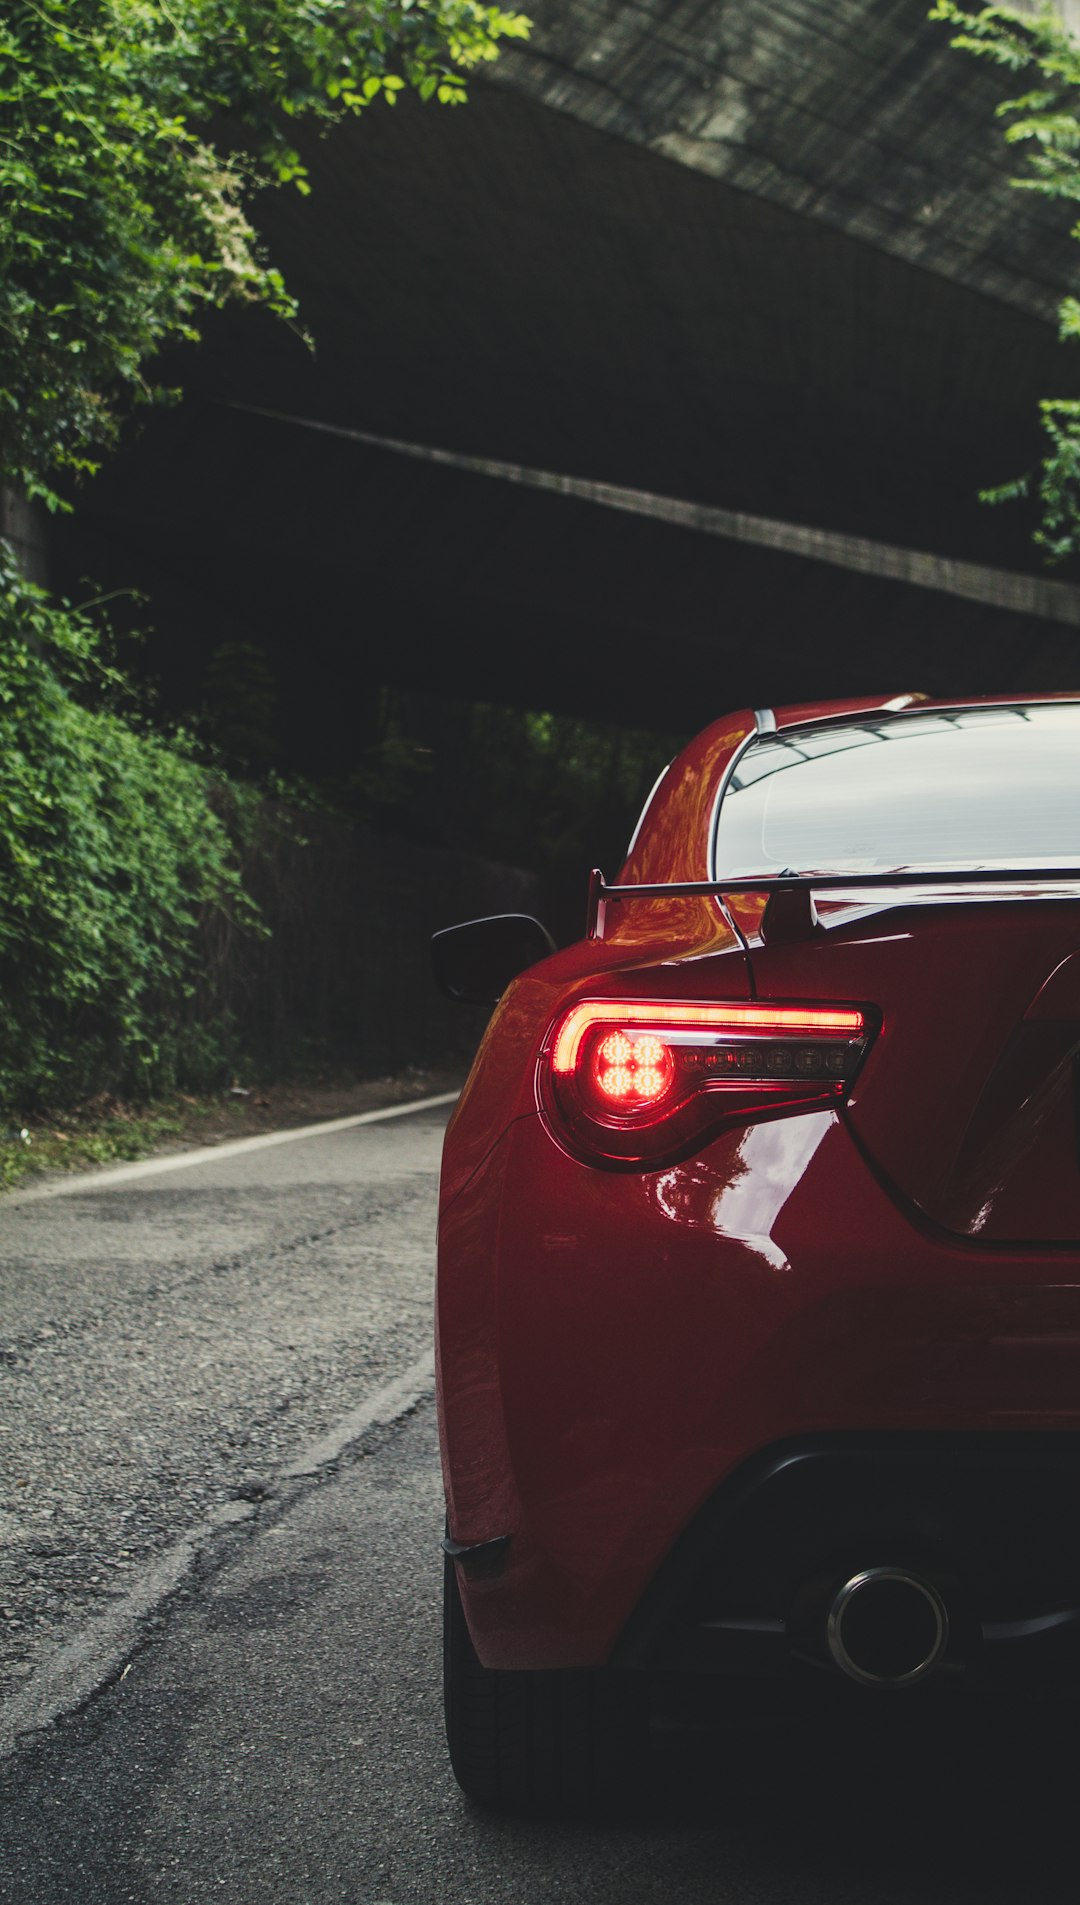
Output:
[{"xmin": 437, "ymin": 698, "xmax": 1080, "ymax": 1801}]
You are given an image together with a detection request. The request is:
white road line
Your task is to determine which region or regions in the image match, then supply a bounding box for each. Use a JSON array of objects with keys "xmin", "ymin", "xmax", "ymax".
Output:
[
  {"xmin": 283, "ymin": 1354, "xmax": 436, "ymax": 1477},
  {"xmin": 0, "ymin": 1352, "xmax": 436, "ymax": 1759},
  {"xmin": 7, "ymin": 1091, "xmax": 459, "ymax": 1202}
]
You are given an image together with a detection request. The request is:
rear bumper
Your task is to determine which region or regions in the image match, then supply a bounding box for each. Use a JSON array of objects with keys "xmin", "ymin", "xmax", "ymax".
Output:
[
  {"xmin": 614, "ymin": 1433, "xmax": 1080, "ymax": 1689},
  {"xmin": 438, "ymin": 1107, "xmax": 1080, "ymax": 1672}
]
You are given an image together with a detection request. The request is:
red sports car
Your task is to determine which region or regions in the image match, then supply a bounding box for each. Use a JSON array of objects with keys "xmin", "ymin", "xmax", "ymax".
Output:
[{"xmin": 433, "ymin": 693, "xmax": 1080, "ymax": 1807}]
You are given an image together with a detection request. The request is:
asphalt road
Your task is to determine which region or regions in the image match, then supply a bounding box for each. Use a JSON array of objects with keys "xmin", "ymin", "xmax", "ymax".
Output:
[
  {"xmin": 0, "ymin": 1100, "xmax": 452, "ymax": 1705},
  {"xmin": 3, "ymin": 1101, "xmax": 1080, "ymax": 1902}
]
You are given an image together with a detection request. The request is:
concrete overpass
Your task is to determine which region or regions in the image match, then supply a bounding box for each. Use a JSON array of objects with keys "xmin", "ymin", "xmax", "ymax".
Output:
[{"xmin": 56, "ymin": 0, "xmax": 1080, "ymax": 760}]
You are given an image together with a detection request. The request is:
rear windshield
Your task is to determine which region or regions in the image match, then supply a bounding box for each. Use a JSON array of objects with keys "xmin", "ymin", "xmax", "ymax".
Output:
[{"xmin": 713, "ymin": 705, "xmax": 1080, "ymax": 877}]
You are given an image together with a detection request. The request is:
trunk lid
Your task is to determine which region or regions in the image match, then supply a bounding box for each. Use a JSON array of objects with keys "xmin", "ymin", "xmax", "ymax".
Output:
[{"xmin": 748, "ymin": 894, "xmax": 1080, "ymax": 1243}]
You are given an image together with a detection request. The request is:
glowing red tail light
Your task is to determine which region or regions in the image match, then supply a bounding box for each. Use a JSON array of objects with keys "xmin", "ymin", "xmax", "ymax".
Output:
[
  {"xmin": 592, "ymin": 1031, "xmax": 674, "ymax": 1107},
  {"xmin": 543, "ymin": 999, "xmax": 872, "ymax": 1166}
]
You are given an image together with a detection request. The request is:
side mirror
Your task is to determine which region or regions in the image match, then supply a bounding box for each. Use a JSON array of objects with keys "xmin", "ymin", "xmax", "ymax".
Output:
[{"xmin": 432, "ymin": 914, "xmax": 556, "ymax": 1005}]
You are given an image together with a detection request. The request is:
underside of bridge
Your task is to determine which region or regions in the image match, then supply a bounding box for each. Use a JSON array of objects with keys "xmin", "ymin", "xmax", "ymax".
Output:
[{"xmin": 55, "ymin": 0, "xmax": 1080, "ymax": 764}]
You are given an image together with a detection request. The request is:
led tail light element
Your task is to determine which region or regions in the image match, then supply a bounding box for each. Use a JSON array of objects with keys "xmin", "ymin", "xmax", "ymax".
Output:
[
  {"xmin": 543, "ymin": 999, "xmax": 872, "ymax": 1166},
  {"xmin": 593, "ymin": 1031, "xmax": 674, "ymax": 1108}
]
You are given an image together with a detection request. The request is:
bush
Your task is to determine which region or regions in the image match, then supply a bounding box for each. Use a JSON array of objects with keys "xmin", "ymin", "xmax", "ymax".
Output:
[{"xmin": 0, "ymin": 549, "xmax": 257, "ymax": 1110}]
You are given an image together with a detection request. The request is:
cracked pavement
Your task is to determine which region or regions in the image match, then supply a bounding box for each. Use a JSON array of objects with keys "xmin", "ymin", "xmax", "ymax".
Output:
[{"xmin": 0, "ymin": 1103, "xmax": 450, "ymax": 1702}]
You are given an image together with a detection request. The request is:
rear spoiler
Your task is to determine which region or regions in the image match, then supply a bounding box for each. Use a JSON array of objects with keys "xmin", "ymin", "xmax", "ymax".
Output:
[{"xmin": 586, "ymin": 866, "xmax": 1080, "ymax": 946}]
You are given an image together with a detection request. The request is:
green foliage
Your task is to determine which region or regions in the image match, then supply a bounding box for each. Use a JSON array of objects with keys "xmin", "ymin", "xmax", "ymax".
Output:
[
  {"xmin": 0, "ymin": 0, "xmax": 530, "ymax": 1116},
  {"xmin": 0, "ymin": 0, "xmax": 530, "ymax": 506},
  {"xmin": 931, "ymin": 4, "xmax": 1080, "ymax": 558},
  {"xmin": 0, "ymin": 544, "xmax": 262, "ymax": 1109}
]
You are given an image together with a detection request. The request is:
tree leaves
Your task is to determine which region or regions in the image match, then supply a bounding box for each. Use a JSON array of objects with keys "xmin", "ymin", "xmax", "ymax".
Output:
[
  {"xmin": 0, "ymin": 0, "xmax": 531, "ymax": 500},
  {"xmin": 931, "ymin": 3, "xmax": 1080, "ymax": 561}
]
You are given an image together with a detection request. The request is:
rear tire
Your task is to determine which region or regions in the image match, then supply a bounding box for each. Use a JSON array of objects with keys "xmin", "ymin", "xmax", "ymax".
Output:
[{"xmin": 443, "ymin": 1554, "xmax": 650, "ymax": 1810}]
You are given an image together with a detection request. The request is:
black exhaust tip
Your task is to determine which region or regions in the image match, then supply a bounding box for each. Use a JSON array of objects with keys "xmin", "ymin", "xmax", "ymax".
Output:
[{"xmin": 827, "ymin": 1568, "xmax": 948, "ymax": 1687}]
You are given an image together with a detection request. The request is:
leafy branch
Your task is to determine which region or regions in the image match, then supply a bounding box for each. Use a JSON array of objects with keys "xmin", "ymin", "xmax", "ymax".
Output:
[
  {"xmin": 931, "ymin": 3, "xmax": 1080, "ymax": 559},
  {"xmin": 0, "ymin": 0, "xmax": 530, "ymax": 507}
]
